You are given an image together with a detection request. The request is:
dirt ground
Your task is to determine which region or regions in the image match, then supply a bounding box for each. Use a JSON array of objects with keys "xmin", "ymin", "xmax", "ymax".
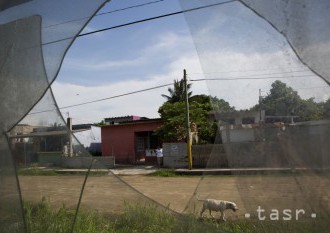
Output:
[{"xmin": 19, "ymin": 172, "xmax": 330, "ymax": 220}]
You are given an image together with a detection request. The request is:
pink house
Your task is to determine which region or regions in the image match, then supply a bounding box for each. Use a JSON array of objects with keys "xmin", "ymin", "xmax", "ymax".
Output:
[{"xmin": 101, "ymin": 117, "xmax": 162, "ymax": 164}]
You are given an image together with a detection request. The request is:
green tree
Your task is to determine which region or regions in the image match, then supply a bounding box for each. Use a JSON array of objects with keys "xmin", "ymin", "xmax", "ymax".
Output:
[
  {"xmin": 161, "ymin": 79, "xmax": 192, "ymax": 103},
  {"xmin": 297, "ymin": 98, "xmax": 323, "ymax": 121},
  {"xmin": 321, "ymin": 98, "xmax": 330, "ymax": 119},
  {"xmin": 210, "ymin": 96, "xmax": 235, "ymax": 113},
  {"xmin": 157, "ymin": 102, "xmax": 188, "ymax": 142},
  {"xmin": 189, "ymin": 95, "xmax": 235, "ymax": 112},
  {"xmin": 95, "ymin": 120, "xmax": 106, "ymax": 126},
  {"xmin": 252, "ymin": 80, "xmax": 323, "ymax": 121},
  {"xmin": 262, "ymin": 80, "xmax": 301, "ymax": 116},
  {"xmin": 157, "ymin": 94, "xmax": 234, "ymax": 143},
  {"xmin": 157, "ymin": 101, "xmax": 214, "ymax": 143}
]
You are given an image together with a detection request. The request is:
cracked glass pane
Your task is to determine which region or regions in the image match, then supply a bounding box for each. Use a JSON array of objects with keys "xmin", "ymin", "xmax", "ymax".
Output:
[
  {"xmin": 179, "ymin": 0, "xmax": 330, "ymax": 230},
  {"xmin": 2, "ymin": 0, "xmax": 330, "ymax": 232},
  {"xmin": 0, "ymin": 1, "xmax": 108, "ymax": 232}
]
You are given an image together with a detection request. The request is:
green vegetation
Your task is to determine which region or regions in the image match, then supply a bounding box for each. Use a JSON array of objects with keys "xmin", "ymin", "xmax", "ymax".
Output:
[
  {"xmin": 159, "ymin": 78, "xmax": 235, "ymax": 144},
  {"xmin": 158, "ymin": 79, "xmax": 330, "ymax": 144},
  {"xmin": 18, "ymin": 168, "xmax": 60, "ymax": 176},
  {"xmin": 251, "ymin": 80, "xmax": 328, "ymax": 121},
  {"xmin": 148, "ymin": 169, "xmax": 179, "ymax": 177},
  {"xmin": 17, "ymin": 167, "xmax": 108, "ymax": 176},
  {"xmin": 23, "ymin": 199, "xmax": 329, "ymax": 233},
  {"xmin": 161, "ymin": 79, "xmax": 192, "ymax": 103},
  {"xmin": 23, "ymin": 199, "xmax": 218, "ymax": 233},
  {"xmin": 157, "ymin": 94, "xmax": 231, "ymax": 143},
  {"xmin": 214, "ymin": 219, "xmax": 328, "ymax": 233}
]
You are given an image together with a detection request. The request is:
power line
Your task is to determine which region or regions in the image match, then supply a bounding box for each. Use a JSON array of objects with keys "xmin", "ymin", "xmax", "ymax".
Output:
[
  {"xmin": 78, "ymin": 0, "xmax": 236, "ymax": 37},
  {"xmin": 28, "ymin": 82, "xmax": 174, "ymax": 115},
  {"xmin": 44, "ymin": 0, "xmax": 165, "ymax": 28},
  {"xmin": 29, "ymin": 74, "xmax": 326, "ymax": 115},
  {"xmin": 188, "ymin": 67, "xmax": 310, "ymax": 75},
  {"xmin": 189, "ymin": 69, "xmax": 313, "ymax": 79},
  {"xmin": 42, "ymin": 0, "xmax": 236, "ymax": 46},
  {"xmin": 294, "ymin": 86, "xmax": 330, "ymax": 91},
  {"xmin": 189, "ymin": 74, "xmax": 316, "ymax": 82}
]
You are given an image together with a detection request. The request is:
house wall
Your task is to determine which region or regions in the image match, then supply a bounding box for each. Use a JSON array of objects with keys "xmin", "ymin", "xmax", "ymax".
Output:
[
  {"xmin": 221, "ymin": 128, "xmax": 255, "ymax": 143},
  {"xmin": 163, "ymin": 143, "xmax": 187, "ymax": 168},
  {"xmin": 163, "ymin": 121, "xmax": 330, "ymax": 169},
  {"xmin": 101, "ymin": 121, "xmax": 162, "ymax": 164}
]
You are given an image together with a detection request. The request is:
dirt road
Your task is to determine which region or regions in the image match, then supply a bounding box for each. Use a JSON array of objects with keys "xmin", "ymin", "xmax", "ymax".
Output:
[{"xmin": 19, "ymin": 173, "xmax": 330, "ymax": 220}]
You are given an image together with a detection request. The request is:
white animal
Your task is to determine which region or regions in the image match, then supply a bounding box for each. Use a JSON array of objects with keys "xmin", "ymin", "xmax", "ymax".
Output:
[{"xmin": 198, "ymin": 198, "xmax": 238, "ymax": 221}]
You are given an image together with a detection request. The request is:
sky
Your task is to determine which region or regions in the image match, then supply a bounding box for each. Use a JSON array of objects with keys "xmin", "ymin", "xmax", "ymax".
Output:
[
  {"xmin": 52, "ymin": 0, "xmax": 209, "ymax": 124},
  {"xmin": 50, "ymin": 0, "xmax": 330, "ymax": 124}
]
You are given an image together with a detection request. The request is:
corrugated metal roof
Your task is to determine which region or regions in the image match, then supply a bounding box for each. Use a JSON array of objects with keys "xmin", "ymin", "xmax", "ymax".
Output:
[{"xmin": 102, "ymin": 118, "xmax": 162, "ymax": 127}]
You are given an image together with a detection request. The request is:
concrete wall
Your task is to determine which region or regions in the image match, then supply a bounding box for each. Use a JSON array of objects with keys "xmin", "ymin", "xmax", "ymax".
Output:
[
  {"xmin": 282, "ymin": 121, "xmax": 330, "ymax": 169},
  {"xmin": 221, "ymin": 127, "xmax": 255, "ymax": 143},
  {"xmin": 37, "ymin": 152, "xmax": 62, "ymax": 166},
  {"xmin": 192, "ymin": 144, "xmax": 227, "ymax": 168},
  {"xmin": 38, "ymin": 153, "xmax": 115, "ymax": 168},
  {"xmin": 163, "ymin": 143, "xmax": 227, "ymax": 168},
  {"xmin": 162, "ymin": 121, "xmax": 330, "ymax": 169},
  {"xmin": 162, "ymin": 142, "xmax": 273, "ymax": 169},
  {"xmin": 163, "ymin": 143, "xmax": 187, "ymax": 168}
]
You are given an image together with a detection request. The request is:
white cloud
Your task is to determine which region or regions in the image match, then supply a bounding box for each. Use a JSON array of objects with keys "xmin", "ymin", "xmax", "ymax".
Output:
[
  {"xmin": 52, "ymin": 27, "xmax": 211, "ymax": 124},
  {"xmin": 182, "ymin": 3, "xmax": 330, "ymax": 109},
  {"xmin": 61, "ymin": 31, "xmax": 194, "ymax": 77},
  {"xmin": 52, "ymin": 52, "xmax": 209, "ymax": 123},
  {"xmin": 146, "ymin": 31, "xmax": 192, "ymax": 54},
  {"xmin": 52, "ymin": 4, "xmax": 330, "ymax": 124},
  {"xmin": 198, "ymin": 50, "xmax": 330, "ymax": 109},
  {"xmin": 53, "ymin": 37, "xmax": 330, "ymax": 124},
  {"xmin": 64, "ymin": 56, "xmax": 144, "ymax": 71}
]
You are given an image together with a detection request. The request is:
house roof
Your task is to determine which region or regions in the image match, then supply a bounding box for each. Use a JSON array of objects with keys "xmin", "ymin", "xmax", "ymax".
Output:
[
  {"xmin": 104, "ymin": 115, "xmax": 147, "ymax": 121},
  {"xmin": 72, "ymin": 124, "xmax": 96, "ymax": 130},
  {"xmin": 102, "ymin": 118, "xmax": 162, "ymax": 127}
]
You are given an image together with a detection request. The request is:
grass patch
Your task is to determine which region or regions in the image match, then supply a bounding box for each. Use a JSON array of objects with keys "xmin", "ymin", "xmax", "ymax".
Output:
[
  {"xmin": 147, "ymin": 169, "xmax": 180, "ymax": 177},
  {"xmin": 23, "ymin": 199, "xmax": 220, "ymax": 233},
  {"xmin": 218, "ymin": 219, "xmax": 329, "ymax": 233},
  {"xmin": 23, "ymin": 199, "xmax": 329, "ymax": 233},
  {"xmin": 24, "ymin": 198, "xmax": 111, "ymax": 233},
  {"xmin": 17, "ymin": 167, "xmax": 108, "ymax": 176},
  {"xmin": 18, "ymin": 168, "xmax": 60, "ymax": 176}
]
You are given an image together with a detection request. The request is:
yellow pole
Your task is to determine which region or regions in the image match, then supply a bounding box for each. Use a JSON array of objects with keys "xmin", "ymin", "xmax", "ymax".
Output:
[{"xmin": 184, "ymin": 69, "xmax": 193, "ymax": 170}]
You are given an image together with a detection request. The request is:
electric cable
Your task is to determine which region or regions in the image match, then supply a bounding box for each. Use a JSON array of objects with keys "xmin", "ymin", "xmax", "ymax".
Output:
[
  {"xmin": 28, "ymin": 82, "xmax": 174, "ymax": 115},
  {"xmin": 42, "ymin": 0, "xmax": 237, "ymax": 45},
  {"xmin": 44, "ymin": 0, "xmax": 166, "ymax": 28}
]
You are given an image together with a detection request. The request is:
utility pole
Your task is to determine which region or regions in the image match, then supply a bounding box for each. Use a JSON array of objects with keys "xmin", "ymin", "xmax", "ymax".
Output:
[
  {"xmin": 184, "ymin": 69, "xmax": 192, "ymax": 170},
  {"xmin": 259, "ymin": 89, "xmax": 263, "ymax": 123},
  {"xmin": 67, "ymin": 117, "xmax": 73, "ymax": 157}
]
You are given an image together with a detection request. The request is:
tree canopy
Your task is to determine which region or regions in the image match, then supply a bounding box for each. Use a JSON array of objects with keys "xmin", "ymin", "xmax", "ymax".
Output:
[
  {"xmin": 157, "ymin": 86, "xmax": 234, "ymax": 143},
  {"xmin": 322, "ymin": 98, "xmax": 330, "ymax": 119},
  {"xmin": 252, "ymin": 80, "xmax": 325, "ymax": 121},
  {"xmin": 161, "ymin": 79, "xmax": 192, "ymax": 103},
  {"xmin": 157, "ymin": 79, "xmax": 329, "ymax": 143}
]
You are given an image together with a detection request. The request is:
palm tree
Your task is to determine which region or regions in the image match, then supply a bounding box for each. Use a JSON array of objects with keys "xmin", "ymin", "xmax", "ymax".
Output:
[{"xmin": 161, "ymin": 79, "xmax": 192, "ymax": 103}]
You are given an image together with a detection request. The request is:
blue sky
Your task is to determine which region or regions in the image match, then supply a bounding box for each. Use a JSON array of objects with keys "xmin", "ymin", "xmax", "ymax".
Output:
[
  {"xmin": 51, "ymin": 0, "xmax": 330, "ymax": 124},
  {"xmin": 56, "ymin": 0, "xmax": 186, "ymax": 86},
  {"xmin": 52, "ymin": 0, "xmax": 209, "ymax": 123}
]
